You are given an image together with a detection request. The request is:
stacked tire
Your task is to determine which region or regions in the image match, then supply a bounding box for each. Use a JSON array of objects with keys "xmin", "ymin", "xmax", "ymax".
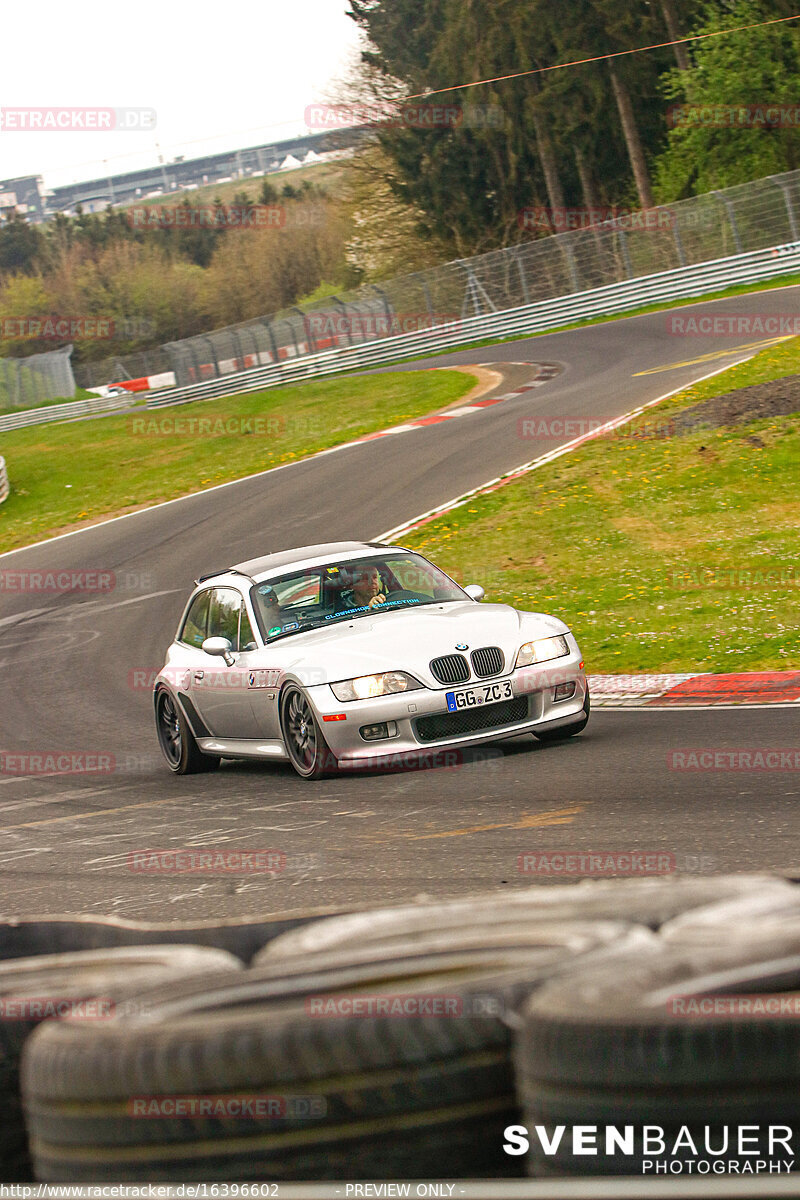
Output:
[
  {"xmin": 2, "ymin": 873, "xmax": 799, "ymax": 1181},
  {"xmin": 514, "ymin": 927, "xmax": 800, "ymax": 1175},
  {"xmin": 0, "ymin": 946, "xmax": 241, "ymax": 1180},
  {"xmin": 21, "ymin": 920, "xmax": 650, "ymax": 1180}
]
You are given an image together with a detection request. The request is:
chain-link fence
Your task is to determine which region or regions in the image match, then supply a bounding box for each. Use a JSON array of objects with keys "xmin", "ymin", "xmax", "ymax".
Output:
[
  {"xmin": 72, "ymin": 347, "xmax": 172, "ymax": 392},
  {"xmin": 79, "ymin": 170, "xmax": 800, "ymax": 389},
  {"xmin": 0, "ymin": 345, "xmax": 76, "ymax": 409}
]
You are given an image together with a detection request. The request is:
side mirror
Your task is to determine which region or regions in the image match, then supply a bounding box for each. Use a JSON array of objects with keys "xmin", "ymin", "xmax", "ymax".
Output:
[
  {"xmin": 202, "ymin": 636, "xmax": 235, "ymax": 666},
  {"xmin": 464, "ymin": 584, "xmax": 485, "ymax": 602}
]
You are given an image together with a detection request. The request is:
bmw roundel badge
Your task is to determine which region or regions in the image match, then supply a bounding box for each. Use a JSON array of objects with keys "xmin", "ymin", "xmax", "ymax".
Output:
[{"xmin": 456, "ymin": 643, "xmax": 468, "ymax": 651}]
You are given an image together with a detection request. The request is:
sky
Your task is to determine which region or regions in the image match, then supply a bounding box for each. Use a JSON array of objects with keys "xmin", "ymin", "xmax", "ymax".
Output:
[{"xmin": 0, "ymin": 0, "xmax": 364, "ymax": 189}]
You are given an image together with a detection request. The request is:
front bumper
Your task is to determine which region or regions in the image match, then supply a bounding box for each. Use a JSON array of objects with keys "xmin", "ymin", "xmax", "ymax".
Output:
[{"xmin": 304, "ymin": 642, "xmax": 588, "ymax": 768}]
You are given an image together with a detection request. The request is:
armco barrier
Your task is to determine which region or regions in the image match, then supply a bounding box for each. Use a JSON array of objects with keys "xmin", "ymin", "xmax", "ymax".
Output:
[
  {"xmin": 0, "ymin": 391, "xmax": 132, "ymax": 434},
  {"xmin": 0, "ymin": 456, "xmax": 8, "ymax": 504},
  {"xmin": 144, "ymin": 241, "xmax": 800, "ymax": 410}
]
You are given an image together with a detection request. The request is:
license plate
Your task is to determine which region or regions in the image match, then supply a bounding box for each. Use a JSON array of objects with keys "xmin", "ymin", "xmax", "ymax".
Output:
[{"xmin": 446, "ymin": 679, "xmax": 513, "ymax": 712}]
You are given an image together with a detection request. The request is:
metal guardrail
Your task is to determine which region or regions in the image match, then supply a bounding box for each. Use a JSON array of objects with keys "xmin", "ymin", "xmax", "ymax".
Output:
[
  {"xmin": 152, "ymin": 168, "xmax": 800, "ymax": 390},
  {"xmin": 0, "ymin": 392, "xmax": 132, "ymax": 434},
  {"xmin": 0, "ymin": 456, "xmax": 9, "ymax": 504},
  {"xmin": 73, "ymin": 168, "xmax": 800, "ymax": 391},
  {"xmin": 143, "ymin": 240, "xmax": 800, "ymax": 410}
]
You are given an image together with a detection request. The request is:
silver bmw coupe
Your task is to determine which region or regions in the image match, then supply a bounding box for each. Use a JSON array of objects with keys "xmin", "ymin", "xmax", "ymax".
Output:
[{"xmin": 154, "ymin": 541, "xmax": 589, "ymax": 779}]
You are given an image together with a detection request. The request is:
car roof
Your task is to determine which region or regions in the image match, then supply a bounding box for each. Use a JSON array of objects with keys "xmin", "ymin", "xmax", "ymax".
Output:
[{"xmin": 197, "ymin": 542, "xmax": 405, "ymax": 586}]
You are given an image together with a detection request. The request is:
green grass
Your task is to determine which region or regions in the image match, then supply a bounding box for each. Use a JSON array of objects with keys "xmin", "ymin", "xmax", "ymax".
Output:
[
  {"xmin": 0, "ymin": 370, "xmax": 472, "ymax": 554},
  {"xmin": 404, "ymin": 338, "xmax": 800, "ymax": 674}
]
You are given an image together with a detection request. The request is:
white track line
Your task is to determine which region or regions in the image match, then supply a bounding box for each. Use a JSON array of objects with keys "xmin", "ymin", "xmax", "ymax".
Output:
[{"xmin": 597, "ymin": 702, "xmax": 800, "ymax": 711}]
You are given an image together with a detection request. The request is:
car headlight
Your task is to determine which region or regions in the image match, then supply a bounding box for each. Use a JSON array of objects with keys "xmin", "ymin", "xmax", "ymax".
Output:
[
  {"xmin": 330, "ymin": 671, "xmax": 423, "ymax": 702},
  {"xmin": 515, "ymin": 634, "xmax": 570, "ymax": 668}
]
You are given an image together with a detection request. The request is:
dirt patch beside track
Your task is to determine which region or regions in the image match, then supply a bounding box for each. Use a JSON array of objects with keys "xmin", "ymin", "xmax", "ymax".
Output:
[{"xmin": 672, "ymin": 372, "xmax": 800, "ymax": 433}]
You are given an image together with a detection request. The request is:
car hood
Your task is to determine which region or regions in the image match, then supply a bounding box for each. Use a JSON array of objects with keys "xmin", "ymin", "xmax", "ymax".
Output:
[{"xmin": 259, "ymin": 602, "xmax": 570, "ymax": 687}]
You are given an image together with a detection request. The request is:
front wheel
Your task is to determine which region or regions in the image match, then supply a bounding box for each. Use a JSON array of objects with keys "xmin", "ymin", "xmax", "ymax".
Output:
[
  {"xmin": 155, "ymin": 688, "xmax": 220, "ymax": 775},
  {"xmin": 534, "ymin": 691, "xmax": 590, "ymax": 742},
  {"xmin": 280, "ymin": 686, "xmax": 337, "ymax": 780}
]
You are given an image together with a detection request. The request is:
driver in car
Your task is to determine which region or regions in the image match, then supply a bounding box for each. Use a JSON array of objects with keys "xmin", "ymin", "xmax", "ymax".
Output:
[{"xmin": 338, "ymin": 566, "xmax": 386, "ymax": 611}]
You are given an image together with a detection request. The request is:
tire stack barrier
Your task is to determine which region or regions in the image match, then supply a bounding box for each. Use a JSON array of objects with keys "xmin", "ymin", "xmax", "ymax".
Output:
[
  {"xmin": 0, "ymin": 873, "xmax": 796, "ymax": 1182},
  {"xmin": 0, "ymin": 456, "xmax": 8, "ymax": 504},
  {"xmin": 0, "ymin": 903, "xmax": 357, "ymax": 967}
]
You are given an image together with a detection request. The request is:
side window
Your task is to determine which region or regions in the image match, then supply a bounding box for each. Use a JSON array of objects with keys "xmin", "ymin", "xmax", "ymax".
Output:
[
  {"xmin": 180, "ymin": 590, "xmax": 211, "ymax": 648},
  {"xmin": 208, "ymin": 588, "xmax": 243, "ymax": 649}
]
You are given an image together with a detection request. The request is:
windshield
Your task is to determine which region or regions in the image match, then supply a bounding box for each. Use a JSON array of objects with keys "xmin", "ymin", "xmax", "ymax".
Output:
[{"xmin": 250, "ymin": 552, "xmax": 468, "ymax": 642}]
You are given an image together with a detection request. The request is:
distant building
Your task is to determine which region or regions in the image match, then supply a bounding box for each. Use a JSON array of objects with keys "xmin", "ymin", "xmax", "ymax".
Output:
[
  {"xmin": 45, "ymin": 128, "xmax": 369, "ymax": 218},
  {"xmin": 0, "ymin": 175, "xmax": 45, "ymax": 221}
]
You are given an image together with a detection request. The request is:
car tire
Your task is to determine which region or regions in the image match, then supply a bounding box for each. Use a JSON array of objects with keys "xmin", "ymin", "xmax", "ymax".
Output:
[
  {"xmin": 514, "ymin": 928, "xmax": 800, "ymax": 1175},
  {"xmin": 660, "ymin": 890, "xmax": 800, "ymax": 945},
  {"xmin": 21, "ymin": 925, "xmax": 648, "ymax": 1182},
  {"xmin": 534, "ymin": 690, "xmax": 590, "ymax": 742},
  {"xmin": 280, "ymin": 685, "xmax": 337, "ymax": 780},
  {"xmin": 260, "ymin": 875, "xmax": 793, "ymax": 958},
  {"xmin": 0, "ymin": 908, "xmax": 357, "ymax": 966},
  {"xmin": 0, "ymin": 945, "xmax": 240, "ymax": 1182},
  {"xmin": 155, "ymin": 688, "xmax": 220, "ymax": 775}
]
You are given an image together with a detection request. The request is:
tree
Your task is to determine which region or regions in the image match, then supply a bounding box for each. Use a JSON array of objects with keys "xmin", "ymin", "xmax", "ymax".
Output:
[
  {"xmin": 654, "ymin": 0, "xmax": 800, "ymax": 199},
  {"xmin": 0, "ymin": 215, "xmax": 46, "ymax": 276},
  {"xmin": 345, "ymin": 0, "xmax": 685, "ymax": 248}
]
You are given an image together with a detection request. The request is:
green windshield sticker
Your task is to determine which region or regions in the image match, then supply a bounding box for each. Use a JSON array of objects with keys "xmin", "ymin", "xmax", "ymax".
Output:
[{"xmin": 268, "ymin": 625, "xmax": 282, "ymax": 636}]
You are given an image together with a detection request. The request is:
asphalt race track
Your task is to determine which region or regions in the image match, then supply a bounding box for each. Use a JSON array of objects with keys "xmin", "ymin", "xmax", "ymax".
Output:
[{"xmin": 1, "ymin": 288, "xmax": 798, "ymax": 919}]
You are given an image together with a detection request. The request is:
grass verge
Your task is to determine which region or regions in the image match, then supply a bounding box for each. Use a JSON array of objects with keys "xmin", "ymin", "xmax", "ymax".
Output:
[
  {"xmin": 403, "ymin": 338, "xmax": 800, "ymax": 674},
  {"xmin": 0, "ymin": 370, "xmax": 472, "ymax": 554}
]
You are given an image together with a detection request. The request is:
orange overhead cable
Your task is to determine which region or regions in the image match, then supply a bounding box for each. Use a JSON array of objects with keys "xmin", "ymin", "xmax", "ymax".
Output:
[{"xmin": 401, "ymin": 13, "xmax": 800, "ymax": 100}]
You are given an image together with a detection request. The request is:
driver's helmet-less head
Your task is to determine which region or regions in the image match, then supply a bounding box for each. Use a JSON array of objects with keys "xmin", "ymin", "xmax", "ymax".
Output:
[{"xmin": 351, "ymin": 565, "xmax": 385, "ymax": 597}]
